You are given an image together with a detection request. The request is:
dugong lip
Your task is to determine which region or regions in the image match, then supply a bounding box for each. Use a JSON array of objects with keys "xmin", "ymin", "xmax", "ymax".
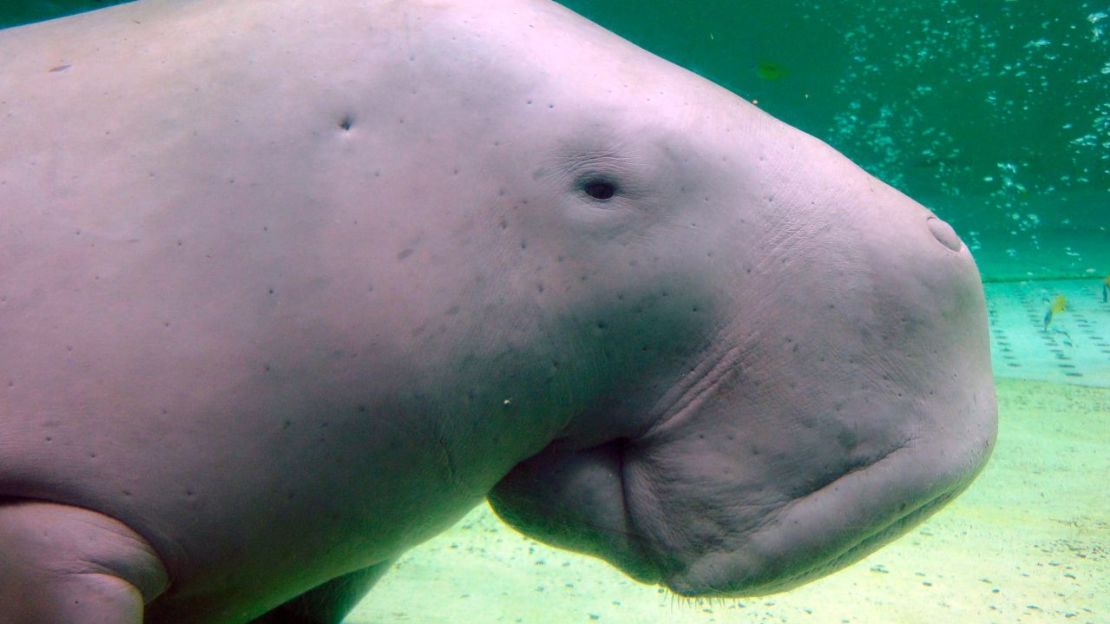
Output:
[{"xmin": 656, "ymin": 436, "xmax": 992, "ymax": 597}]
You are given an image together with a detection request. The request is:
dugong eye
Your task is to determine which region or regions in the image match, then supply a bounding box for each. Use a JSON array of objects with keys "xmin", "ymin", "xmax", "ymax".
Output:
[{"xmin": 582, "ymin": 178, "xmax": 617, "ymax": 201}]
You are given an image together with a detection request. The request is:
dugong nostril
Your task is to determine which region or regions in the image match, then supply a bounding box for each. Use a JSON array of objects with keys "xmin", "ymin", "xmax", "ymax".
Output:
[{"xmin": 926, "ymin": 216, "xmax": 963, "ymax": 252}]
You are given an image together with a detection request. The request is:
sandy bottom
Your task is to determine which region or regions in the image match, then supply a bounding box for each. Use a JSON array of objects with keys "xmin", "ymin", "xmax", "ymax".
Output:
[{"xmin": 346, "ymin": 379, "xmax": 1108, "ymax": 624}]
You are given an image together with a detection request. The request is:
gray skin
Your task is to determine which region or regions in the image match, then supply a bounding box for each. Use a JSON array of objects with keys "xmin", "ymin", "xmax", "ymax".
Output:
[{"xmin": 0, "ymin": 0, "xmax": 997, "ymax": 622}]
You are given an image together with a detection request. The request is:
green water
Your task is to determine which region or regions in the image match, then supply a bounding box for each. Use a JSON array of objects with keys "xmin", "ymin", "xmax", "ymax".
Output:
[
  {"xmin": 2, "ymin": 1, "xmax": 1107, "ymax": 622},
  {"xmin": 0, "ymin": 0, "xmax": 123, "ymax": 28}
]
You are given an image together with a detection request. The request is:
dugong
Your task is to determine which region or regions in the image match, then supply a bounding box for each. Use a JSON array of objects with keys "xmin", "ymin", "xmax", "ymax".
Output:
[{"xmin": 0, "ymin": 0, "xmax": 997, "ymax": 622}]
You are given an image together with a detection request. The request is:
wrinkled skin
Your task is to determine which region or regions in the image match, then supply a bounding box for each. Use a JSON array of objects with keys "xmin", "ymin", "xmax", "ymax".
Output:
[{"xmin": 0, "ymin": 0, "xmax": 996, "ymax": 621}]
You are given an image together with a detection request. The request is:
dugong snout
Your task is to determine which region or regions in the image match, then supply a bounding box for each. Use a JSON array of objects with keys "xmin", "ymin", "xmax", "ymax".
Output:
[
  {"xmin": 491, "ymin": 141, "xmax": 997, "ymax": 597},
  {"xmin": 644, "ymin": 179, "xmax": 997, "ymax": 596}
]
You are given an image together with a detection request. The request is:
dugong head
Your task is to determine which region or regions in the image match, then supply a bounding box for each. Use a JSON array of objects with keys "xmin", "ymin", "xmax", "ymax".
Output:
[{"xmin": 448, "ymin": 0, "xmax": 1000, "ymax": 597}]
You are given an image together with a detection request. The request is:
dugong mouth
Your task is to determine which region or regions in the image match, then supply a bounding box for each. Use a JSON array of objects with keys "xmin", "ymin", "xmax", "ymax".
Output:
[
  {"xmin": 491, "ymin": 394, "xmax": 995, "ymax": 600},
  {"xmin": 646, "ymin": 437, "xmax": 991, "ymax": 597},
  {"xmin": 662, "ymin": 488, "xmax": 960, "ymax": 596}
]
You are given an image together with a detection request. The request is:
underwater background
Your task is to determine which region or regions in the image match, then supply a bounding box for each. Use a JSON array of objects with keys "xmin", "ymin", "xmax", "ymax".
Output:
[{"xmin": 2, "ymin": 1, "xmax": 1107, "ymax": 622}]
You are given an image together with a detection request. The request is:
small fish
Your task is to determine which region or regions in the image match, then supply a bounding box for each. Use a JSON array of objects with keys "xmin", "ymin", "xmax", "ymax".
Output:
[
  {"xmin": 756, "ymin": 60, "xmax": 788, "ymax": 81},
  {"xmin": 1043, "ymin": 294, "xmax": 1066, "ymax": 331},
  {"xmin": 1051, "ymin": 294, "xmax": 1067, "ymax": 314}
]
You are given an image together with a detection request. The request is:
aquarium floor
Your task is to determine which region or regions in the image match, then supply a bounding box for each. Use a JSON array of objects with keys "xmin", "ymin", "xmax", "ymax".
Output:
[
  {"xmin": 348, "ymin": 381, "xmax": 1108, "ymax": 624},
  {"xmin": 986, "ymin": 279, "xmax": 1110, "ymax": 388}
]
